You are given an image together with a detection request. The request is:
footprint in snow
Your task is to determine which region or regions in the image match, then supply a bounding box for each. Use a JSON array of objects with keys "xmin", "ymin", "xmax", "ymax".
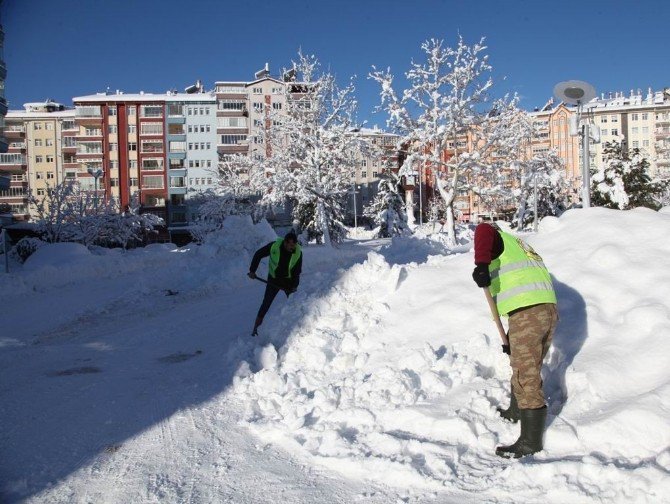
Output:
[{"xmin": 157, "ymin": 350, "xmax": 203, "ymax": 364}]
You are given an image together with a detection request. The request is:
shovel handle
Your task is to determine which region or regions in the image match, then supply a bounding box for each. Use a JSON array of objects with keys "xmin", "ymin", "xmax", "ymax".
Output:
[{"xmin": 484, "ymin": 287, "xmax": 509, "ymax": 346}]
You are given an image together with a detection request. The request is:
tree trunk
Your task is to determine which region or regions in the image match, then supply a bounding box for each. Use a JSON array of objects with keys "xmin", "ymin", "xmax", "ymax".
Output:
[
  {"xmin": 317, "ymin": 199, "xmax": 331, "ymax": 247},
  {"xmin": 435, "ymin": 171, "xmax": 458, "ymax": 247}
]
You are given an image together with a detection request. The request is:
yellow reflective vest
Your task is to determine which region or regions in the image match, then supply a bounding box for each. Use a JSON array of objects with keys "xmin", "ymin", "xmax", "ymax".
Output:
[{"xmin": 489, "ymin": 231, "xmax": 557, "ymax": 316}]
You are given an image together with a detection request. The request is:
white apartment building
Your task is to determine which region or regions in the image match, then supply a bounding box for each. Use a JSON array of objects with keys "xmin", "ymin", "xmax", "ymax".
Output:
[{"xmin": 581, "ymin": 88, "xmax": 670, "ymax": 178}]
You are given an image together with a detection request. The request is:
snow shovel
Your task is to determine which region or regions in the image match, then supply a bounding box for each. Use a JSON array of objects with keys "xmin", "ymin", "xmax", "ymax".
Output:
[
  {"xmin": 253, "ymin": 276, "xmax": 294, "ymax": 297},
  {"xmin": 484, "ymin": 287, "xmax": 509, "ymax": 347}
]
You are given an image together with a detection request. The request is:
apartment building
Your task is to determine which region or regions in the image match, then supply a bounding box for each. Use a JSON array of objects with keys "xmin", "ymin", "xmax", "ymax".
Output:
[
  {"xmin": 0, "ymin": 101, "xmax": 75, "ymax": 219},
  {"xmin": 581, "ymin": 88, "xmax": 670, "ymax": 179},
  {"xmin": 349, "ymin": 126, "xmax": 400, "ymax": 218},
  {"xmin": 215, "ymin": 64, "xmax": 311, "ymax": 164},
  {"xmin": 72, "ymin": 91, "xmax": 217, "ymax": 225}
]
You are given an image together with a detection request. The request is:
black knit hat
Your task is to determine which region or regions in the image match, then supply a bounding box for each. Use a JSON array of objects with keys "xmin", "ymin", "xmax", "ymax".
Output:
[{"xmin": 284, "ymin": 232, "xmax": 298, "ymax": 243}]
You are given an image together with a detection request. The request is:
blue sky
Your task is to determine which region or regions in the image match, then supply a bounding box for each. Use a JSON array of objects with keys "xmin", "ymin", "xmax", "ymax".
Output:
[{"xmin": 4, "ymin": 0, "xmax": 669, "ymax": 126}]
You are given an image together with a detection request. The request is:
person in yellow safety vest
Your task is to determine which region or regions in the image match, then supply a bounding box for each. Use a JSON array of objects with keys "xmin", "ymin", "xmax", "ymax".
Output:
[
  {"xmin": 472, "ymin": 222, "xmax": 558, "ymax": 459},
  {"xmin": 248, "ymin": 232, "xmax": 303, "ymax": 335}
]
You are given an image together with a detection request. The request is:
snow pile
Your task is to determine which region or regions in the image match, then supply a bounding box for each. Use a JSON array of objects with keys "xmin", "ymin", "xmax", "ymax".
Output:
[{"xmin": 232, "ymin": 207, "xmax": 670, "ymax": 502}]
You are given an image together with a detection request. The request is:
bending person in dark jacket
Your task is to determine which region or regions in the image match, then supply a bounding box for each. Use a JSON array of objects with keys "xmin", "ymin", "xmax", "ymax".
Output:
[{"xmin": 248, "ymin": 232, "xmax": 302, "ymax": 335}]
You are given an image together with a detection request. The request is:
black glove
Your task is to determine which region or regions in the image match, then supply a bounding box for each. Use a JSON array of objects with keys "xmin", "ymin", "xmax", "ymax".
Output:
[
  {"xmin": 472, "ymin": 264, "xmax": 491, "ymax": 288},
  {"xmin": 247, "ymin": 271, "xmax": 257, "ymax": 280},
  {"xmin": 502, "ymin": 344, "xmax": 510, "ymax": 355}
]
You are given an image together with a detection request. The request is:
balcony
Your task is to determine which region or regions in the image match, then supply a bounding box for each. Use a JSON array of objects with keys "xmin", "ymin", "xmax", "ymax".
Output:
[
  {"xmin": 0, "ymin": 97, "xmax": 7, "ymax": 116},
  {"xmin": 656, "ymin": 117, "xmax": 670, "ymax": 125},
  {"xmin": 655, "ymin": 129, "xmax": 670, "ymax": 138},
  {"xmin": 75, "ymin": 106, "xmax": 102, "ymax": 118},
  {"xmin": 656, "ymin": 157, "xmax": 670, "ymax": 165},
  {"xmin": 0, "ymin": 153, "xmax": 26, "ymax": 168},
  {"xmin": 8, "ymin": 142, "xmax": 26, "ymax": 152},
  {"xmin": 167, "ymin": 104, "xmax": 184, "ymax": 117}
]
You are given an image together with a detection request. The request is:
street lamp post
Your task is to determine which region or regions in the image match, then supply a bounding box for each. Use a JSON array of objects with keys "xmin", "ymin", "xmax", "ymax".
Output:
[
  {"xmin": 87, "ymin": 167, "xmax": 103, "ymax": 211},
  {"xmin": 554, "ymin": 80, "xmax": 597, "ymax": 208}
]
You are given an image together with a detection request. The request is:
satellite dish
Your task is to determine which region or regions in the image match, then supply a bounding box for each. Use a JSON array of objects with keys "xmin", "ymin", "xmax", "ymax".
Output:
[{"xmin": 553, "ymin": 80, "xmax": 596, "ymax": 105}]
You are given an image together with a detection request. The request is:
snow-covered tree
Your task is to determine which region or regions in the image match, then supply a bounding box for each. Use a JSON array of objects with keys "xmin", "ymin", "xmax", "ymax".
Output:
[
  {"xmin": 260, "ymin": 50, "xmax": 371, "ymax": 247},
  {"xmin": 363, "ymin": 170, "xmax": 411, "ymax": 237},
  {"xmin": 370, "ymin": 37, "xmax": 520, "ymax": 245},
  {"xmin": 591, "ymin": 141, "xmax": 664, "ymax": 210},
  {"xmin": 28, "ymin": 182, "xmax": 162, "ymax": 248}
]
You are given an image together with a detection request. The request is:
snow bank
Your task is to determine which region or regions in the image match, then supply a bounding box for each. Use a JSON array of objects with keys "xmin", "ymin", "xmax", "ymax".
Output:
[
  {"xmin": 232, "ymin": 207, "xmax": 670, "ymax": 502},
  {"xmin": 0, "ymin": 216, "xmax": 277, "ymax": 302}
]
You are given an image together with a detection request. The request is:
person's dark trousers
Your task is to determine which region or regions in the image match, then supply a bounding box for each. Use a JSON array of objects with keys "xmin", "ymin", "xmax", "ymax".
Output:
[{"xmin": 255, "ymin": 282, "xmax": 282, "ymax": 325}]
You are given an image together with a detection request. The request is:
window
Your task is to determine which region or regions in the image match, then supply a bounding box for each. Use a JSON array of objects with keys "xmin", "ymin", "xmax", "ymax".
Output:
[
  {"xmin": 128, "ymin": 106, "xmax": 136, "ymax": 116},
  {"xmin": 601, "ymin": 129, "xmax": 608, "ymax": 136},
  {"xmin": 610, "ymin": 115, "xmax": 618, "ymax": 123},
  {"xmin": 220, "ymin": 134, "xmax": 247, "ymax": 145},
  {"xmin": 253, "ymin": 102, "xmax": 263, "ymax": 112},
  {"xmin": 110, "ymin": 160, "xmax": 118, "ymax": 169},
  {"xmin": 372, "ymin": 171, "xmax": 378, "ymax": 178},
  {"xmin": 45, "ymin": 123, "xmax": 54, "ymax": 130},
  {"xmin": 188, "ymin": 143, "xmax": 193, "ymax": 151},
  {"xmin": 142, "ymin": 175, "xmax": 164, "ymax": 189},
  {"xmin": 361, "ymin": 171, "xmax": 366, "ymax": 178},
  {"xmin": 189, "ymin": 160, "xmax": 194, "ymax": 168},
  {"xmin": 253, "ymin": 119, "xmax": 262, "ymax": 127},
  {"xmin": 187, "ymin": 108, "xmax": 192, "ymax": 116},
  {"xmin": 46, "ymin": 172, "xmax": 54, "ymax": 179},
  {"xmin": 642, "ymin": 127, "xmax": 649, "ymax": 134},
  {"xmin": 168, "ymin": 141, "xmax": 186, "ymax": 152},
  {"xmin": 36, "ymin": 156, "xmax": 44, "ymax": 163},
  {"xmin": 142, "ymin": 140, "xmax": 164, "ymax": 153},
  {"xmin": 130, "ymin": 160, "xmax": 138, "ymax": 169},
  {"xmin": 130, "ymin": 178, "xmax": 138, "ymax": 186},
  {"xmin": 140, "ymin": 105, "xmax": 163, "ymax": 118},
  {"xmin": 110, "ymin": 178, "xmax": 118, "ymax": 187},
  {"xmin": 205, "ymin": 108, "xmax": 210, "ymax": 115},
  {"xmin": 46, "ymin": 139, "xmax": 54, "ymax": 147},
  {"xmin": 206, "ymin": 125, "xmax": 211, "ymax": 133},
  {"xmin": 631, "ymin": 113, "xmax": 639, "ymax": 121},
  {"xmin": 611, "ymin": 129, "xmax": 618, "ymax": 136},
  {"xmin": 141, "ymin": 122, "xmax": 163, "ymax": 135},
  {"xmin": 207, "ymin": 160, "xmax": 212, "ymax": 168},
  {"xmin": 218, "ymin": 100, "xmax": 246, "ymax": 110},
  {"xmin": 128, "ymin": 125, "xmax": 137, "ymax": 133},
  {"xmin": 187, "ymin": 125, "xmax": 193, "ymax": 133},
  {"xmin": 169, "ymin": 160, "xmax": 185, "ymax": 171},
  {"xmin": 34, "ymin": 122, "xmax": 43, "ymax": 130},
  {"xmin": 109, "ymin": 142, "xmax": 118, "ymax": 151},
  {"xmin": 37, "ymin": 188, "xmax": 45, "ymax": 196},
  {"xmin": 272, "ymin": 102, "xmax": 282, "ymax": 110},
  {"xmin": 128, "ymin": 142, "xmax": 137, "ymax": 151},
  {"xmin": 252, "ymin": 87, "xmax": 262, "ymax": 94},
  {"xmin": 643, "ymin": 140, "xmax": 649, "ymax": 147},
  {"xmin": 601, "ymin": 116, "xmax": 608, "ymax": 123},
  {"xmin": 46, "ymin": 155, "xmax": 54, "ymax": 163},
  {"xmin": 109, "ymin": 125, "xmax": 118, "ymax": 134},
  {"xmin": 642, "ymin": 113, "xmax": 648, "ymax": 120},
  {"xmin": 34, "ymin": 139, "xmax": 43, "ymax": 147},
  {"xmin": 170, "ymin": 176, "xmax": 185, "ymax": 188},
  {"xmin": 169, "ymin": 123, "xmax": 185, "ymax": 135},
  {"xmin": 272, "ymin": 87, "xmax": 282, "ymax": 94},
  {"xmin": 36, "ymin": 172, "xmax": 44, "ymax": 179},
  {"xmin": 85, "ymin": 127, "xmax": 102, "ymax": 136},
  {"xmin": 362, "ymin": 159, "xmax": 367, "ymax": 167},
  {"xmin": 632, "ymin": 140, "xmax": 639, "ymax": 148},
  {"xmin": 142, "ymin": 158, "xmax": 164, "ymax": 170},
  {"xmin": 108, "ymin": 106, "xmax": 117, "ymax": 116}
]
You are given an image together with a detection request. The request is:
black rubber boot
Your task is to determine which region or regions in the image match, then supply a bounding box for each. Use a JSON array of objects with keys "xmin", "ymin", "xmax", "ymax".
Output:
[
  {"xmin": 497, "ymin": 394, "xmax": 520, "ymax": 423},
  {"xmin": 496, "ymin": 406, "xmax": 547, "ymax": 459}
]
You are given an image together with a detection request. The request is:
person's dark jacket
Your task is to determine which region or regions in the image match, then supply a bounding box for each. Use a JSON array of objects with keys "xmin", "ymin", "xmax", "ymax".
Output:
[{"xmin": 250, "ymin": 241, "xmax": 302, "ymax": 290}]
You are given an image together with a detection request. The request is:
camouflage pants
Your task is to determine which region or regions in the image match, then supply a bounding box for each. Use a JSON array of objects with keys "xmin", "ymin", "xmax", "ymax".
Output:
[{"xmin": 508, "ymin": 303, "xmax": 558, "ymax": 409}]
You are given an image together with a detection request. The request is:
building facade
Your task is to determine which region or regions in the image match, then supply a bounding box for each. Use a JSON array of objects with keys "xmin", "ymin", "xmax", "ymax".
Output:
[
  {"xmin": 72, "ymin": 91, "xmax": 218, "ymax": 225},
  {"xmin": 1, "ymin": 101, "xmax": 75, "ymax": 219}
]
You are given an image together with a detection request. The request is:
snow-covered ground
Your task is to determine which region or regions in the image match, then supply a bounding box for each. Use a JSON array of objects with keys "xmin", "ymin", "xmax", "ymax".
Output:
[{"xmin": 1, "ymin": 209, "xmax": 669, "ymax": 503}]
